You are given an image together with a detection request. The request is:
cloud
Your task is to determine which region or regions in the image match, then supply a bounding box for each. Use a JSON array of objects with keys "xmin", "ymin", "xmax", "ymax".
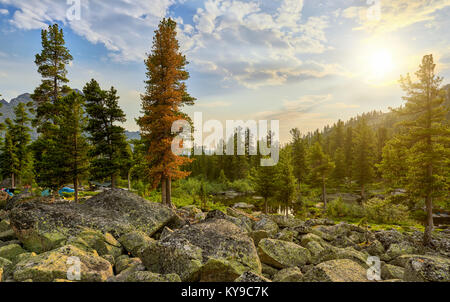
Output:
[
  {"xmin": 341, "ymin": 0, "xmax": 450, "ymax": 33},
  {"xmin": 0, "ymin": 8, "xmax": 8, "ymax": 15},
  {"xmin": 196, "ymin": 101, "xmax": 231, "ymax": 108},
  {"xmin": 0, "ymin": 0, "xmax": 175, "ymax": 61},
  {"xmin": 1, "ymin": 0, "xmax": 346, "ymax": 88},
  {"xmin": 180, "ymin": 0, "xmax": 345, "ymax": 88}
]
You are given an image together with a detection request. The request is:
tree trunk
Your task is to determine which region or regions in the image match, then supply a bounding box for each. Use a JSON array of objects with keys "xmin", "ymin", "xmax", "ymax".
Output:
[
  {"xmin": 166, "ymin": 176, "xmax": 172, "ymax": 208},
  {"xmin": 286, "ymin": 200, "xmax": 289, "ymax": 218},
  {"xmin": 424, "ymin": 194, "xmax": 434, "ymax": 246},
  {"xmin": 161, "ymin": 178, "xmax": 167, "ymax": 205},
  {"xmin": 361, "ymin": 183, "xmax": 366, "ymax": 201},
  {"xmin": 322, "ymin": 176, "xmax": 327, "ymax": 209},
  {"xmin": 111, "ymin": 174, "xmax": 116, "ymax": 189},
  {"xmin": 74, "ymin": 177, "xmax": 78, "ymax": 203},
  {"xmin": 11, "ymin": 173, "xmax": 15, "ymax": 188},
  {"xmin": 127, "ymin": 170, "xmax": 131, "ymax": 191},
  {"xmin": 264, "ymin": 197, "xmax": 268, "ymax": 214}
]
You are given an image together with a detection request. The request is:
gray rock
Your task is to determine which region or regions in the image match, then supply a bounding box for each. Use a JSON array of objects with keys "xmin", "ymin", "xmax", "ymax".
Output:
[
  {"xmin": 403, "ymin": 255, "xmax": 450, "ymax": 282},
  {"xmin": 9, "ymin": 189, "xmax": 176, "ymax": 253}
]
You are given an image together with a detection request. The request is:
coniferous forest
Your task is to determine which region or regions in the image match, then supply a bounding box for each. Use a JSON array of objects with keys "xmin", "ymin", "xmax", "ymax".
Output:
[{"xmin": 0, "ymin": 14, "xmax": 449, "ymax": 285}]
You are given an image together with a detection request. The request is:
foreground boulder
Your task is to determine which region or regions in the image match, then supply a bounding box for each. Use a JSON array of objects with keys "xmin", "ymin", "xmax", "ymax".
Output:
[
  {"xmin": 403, "ymin": 255, "xmax": 450, "ymax": 282},
  {"xmin": 258, "ymin": 238, "xmax": 311, "ymax": 269},
  {"xmin": 9, "ymin": 190, "xmax": 176, "ymax": 253},
  {"xmin": 13, "ymin": 245, "xmax": 113, "ymax": 282},
  {"xmin": 302, "ymin": 259, "xmax": 369, "ymax": 282},
  {"xmin": 140, "ymin": 218, "xmax": 261, "ymax": 282}
]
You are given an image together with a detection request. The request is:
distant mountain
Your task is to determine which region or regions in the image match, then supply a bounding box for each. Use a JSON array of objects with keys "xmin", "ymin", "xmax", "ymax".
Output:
[{"xmin": 0, "ymin": 93, "xmax": 141, "ymax": 141}]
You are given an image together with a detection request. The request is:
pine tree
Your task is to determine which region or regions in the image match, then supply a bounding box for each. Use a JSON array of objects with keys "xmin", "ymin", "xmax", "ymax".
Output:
[
  {"xmin": 275, "ymin": 149, "xmax": 296, "ymax": 217},
  {"xmin": 307, "ymin": 142, "xmax": 335, "ymax": 208},
  {"xmin": 138, "ymin": 18, "xmax": 195, "ymax": 207},
  {"xmin": 393, "ymin": 55, "xmax": 450, "ymax": 245},
  {"xmin": 0, "ymin": 120, "xmax": 19, "ymax": 187},
  {"xmin": 84, "ymin": 79, "xmax": 129, "ymax": 188},
  {"xmin": 0, "ymin": 103, "xmax": 34, "ymax": 187},
  {"xmin": 253, "ymin": 165, "xmax": 277, "ymax": 214},
  {"xmin": 32, "ymin": 23, "xmax": 73, "ymax": 128},
  {"xmin": 344, "ymin": 126, "xmax": 354, "ymax": 180},
  {"xmin": 55, "ymin": 92, "xmax": 89, "ymax": 202},
  {"xmin": 290, "ymin": 128, "xmax": 307, "ymax": 197},
  {"xmin": 352, "ymin": 119, "xmax": 376, "ymax": 201},
  {"xmin": 31, "ymin": 24, "xmax": 73, "ymax": 191},
  {"xmin": 332, "ymin": 147, "xmax": 346, "ymax": 183}
]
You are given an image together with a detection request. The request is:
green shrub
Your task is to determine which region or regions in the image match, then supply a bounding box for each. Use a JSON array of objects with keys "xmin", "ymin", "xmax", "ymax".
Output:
[
  {"xmin": 326, "ymin": 198, "xmax": 364, "ymax": 219},
  {"xmin": 228, "ymin": 179, "xmax": 254, "ymax": 193},
  {"xmin": 363, "ymin": 198, "xmax": 409, "ymax": 224}
]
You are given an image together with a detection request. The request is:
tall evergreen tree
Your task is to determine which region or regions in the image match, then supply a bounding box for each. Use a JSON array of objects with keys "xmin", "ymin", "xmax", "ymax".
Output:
[
  {"xmin": 56, "ymin": 92, "xmax": 89, "ymax": 202},
  {"xmin": 391, "ymin": 55, "xmax": 450, "ymax": 245},
  {"xmin": 84, "ymin": 79, "xmax": 129, "ymax": 188},
  {"xmin": 32, "ymin": 23, "xmax": 73, "ymax": 128},
  {"xmin": 307, "ymin": 142, "xmax": 335, "ymax": 208},
  {"xmin": 290, "ymin": 128, "xmax": 307, "ymax": 197},
  {"xmin": 344, "ymin": 126, "xmax": 354, "ymax": 180},
  {"xmin": 0, "ymin": 103, "xmax": 34, "ymax": 187},
  {"xmin": 275, "ymin": 149, "xmax": 296, "ymax": 217},
  {"xmin": 31, "ymin": 24, "xmax": 73, "ymax": 191},
  {"xmin": 253, "ymin": 165, "xmax": 277, "ymax": 214},
  {"xmin": 138, "ymin": 18, "xmax": 195, "ymax": 207},
  {"xmin": 352, "ymin": 119, "xmax": 376, "ymax": 201}
]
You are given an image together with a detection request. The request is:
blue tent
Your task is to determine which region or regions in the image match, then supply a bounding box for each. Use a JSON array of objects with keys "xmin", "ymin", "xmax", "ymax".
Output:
[
  {"xmin": 41, "ymin": 189, "xmax": 51, "ymax": 197},
  {"xmin": 59, "ymin": 187, "xmax": 75, "ymax": 196},
  {"xmin": 3, "ymin": 189, "xmax": 13, "ymax": 197}
]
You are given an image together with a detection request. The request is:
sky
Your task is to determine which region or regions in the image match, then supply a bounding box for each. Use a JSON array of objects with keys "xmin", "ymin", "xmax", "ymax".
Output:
[{"xmin": 0, "ymin": 0, "xmax": 449, "ymax": 143}]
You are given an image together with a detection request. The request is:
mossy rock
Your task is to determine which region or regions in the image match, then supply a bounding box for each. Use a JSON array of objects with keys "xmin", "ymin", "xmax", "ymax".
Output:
[
  {"xmin": 381, "ymin": 263, "xmax": 404, "ymax": 280},
  {"xmin": 302, "ymin": 259, "xmax": 369, "ymax": 282},
  {"xmin": 15, "ymin": 229, "xmax": 67, "ymax": 253},
  {"xmin": 122, "ymin": 271, "xmax": 181, "ymax": 282},
  {"xmin": 334, "ymin": 247, "xmax": 369, "ymax": 268},
  {"xmin": 253, "ymin": 218, "xmax": 279, "ymax": 236},
  {"xmin": 141, "ymin": 218, "xmax": 261, "ymax": 282},
  {"xmin": 235, "ymin": 271, "xmax": 271, "ymax": 282},
  {"xmin": 300, "ymin": 233, "xmax": 325, "ymax": 247},
  {"xmin": 261, "ymin": 263, "xmax": 278, "ymax": 279},
  {"xmin": 71, "ymin": 229, "xmax": 123, "ymax": 258},
  {"xmin": 13, "ymin": 245, "xmax": 113, "ymax": 282},
  {"xmin": 118, "ymin": 231, "xmax": 155, "ymax": 257},
  {"xmin": 258, "ymin": 238, "xmax": 311, "ymax": 269},
  {"xmin": 364, "ymin": 240, "xmax": 385, "ymax": 256},
  {"xmin": 141, "ymin": 239, "xmax": 203, "ymax": 282},
  {"xmin": 115, "ymin": 255, "xmax": 142, "ymax": 274},
  {"xmin": 247, "ymin": 230, "xmax": 269, "ymax": 246},
  {"xmin": 14, "ymin": 252, "xmax": 37, "ymax": 264},
  {"xmin": 0, "ymin": 243, "xmax": 27, "ymax": 261},
  {"xmin": 403, "ymin": 255, "xmax": 450, "ymax": 282},
  {"xmin": 199, "ymin": 258, "xmax": 247, "ymax": 282},
  {"xmin": 275, "ymin": 229, "xmax": 298, "ymax": 242},
  {"xmin": 382, "ymin": 242, "xmax": 417, "ymax": 261},
  {"xmin": 273, "ymin": 267, "xmax": 303, "ymax": 282},
  {"xmin": 0, "ymin": 220, "xmax": 11, "ymax": 233},
  {"xmin": 0, "ymin": 256, "xmax": 13, "ymax": 281},
  {"xmin": 0, "ymin": 229, "xmax": 16, "ymax": 241}
]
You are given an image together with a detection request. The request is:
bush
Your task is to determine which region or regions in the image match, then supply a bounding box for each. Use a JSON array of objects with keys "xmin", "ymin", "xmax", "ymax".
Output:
[
  {"xmin": 228, "ymin": 179, "xmax": 254, "ymax": 193},
  {"xmin": 363, "ymin": 198, "xmax": 409, "ymax": 224},
  {"xmin": 326, "ymin": 198, "xmax": 364, "ymax": 219}
]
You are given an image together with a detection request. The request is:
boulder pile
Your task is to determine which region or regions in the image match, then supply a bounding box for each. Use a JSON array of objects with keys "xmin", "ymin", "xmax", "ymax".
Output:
[{"xmin": 0, "ymin": 190, "xmax": 449, "ymax": 282}]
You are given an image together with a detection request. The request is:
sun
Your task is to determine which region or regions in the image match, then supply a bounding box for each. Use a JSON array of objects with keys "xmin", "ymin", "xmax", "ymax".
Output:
[{"xmin": 369, "ymin": 49, "xmax": 394, "ymax": 78}]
